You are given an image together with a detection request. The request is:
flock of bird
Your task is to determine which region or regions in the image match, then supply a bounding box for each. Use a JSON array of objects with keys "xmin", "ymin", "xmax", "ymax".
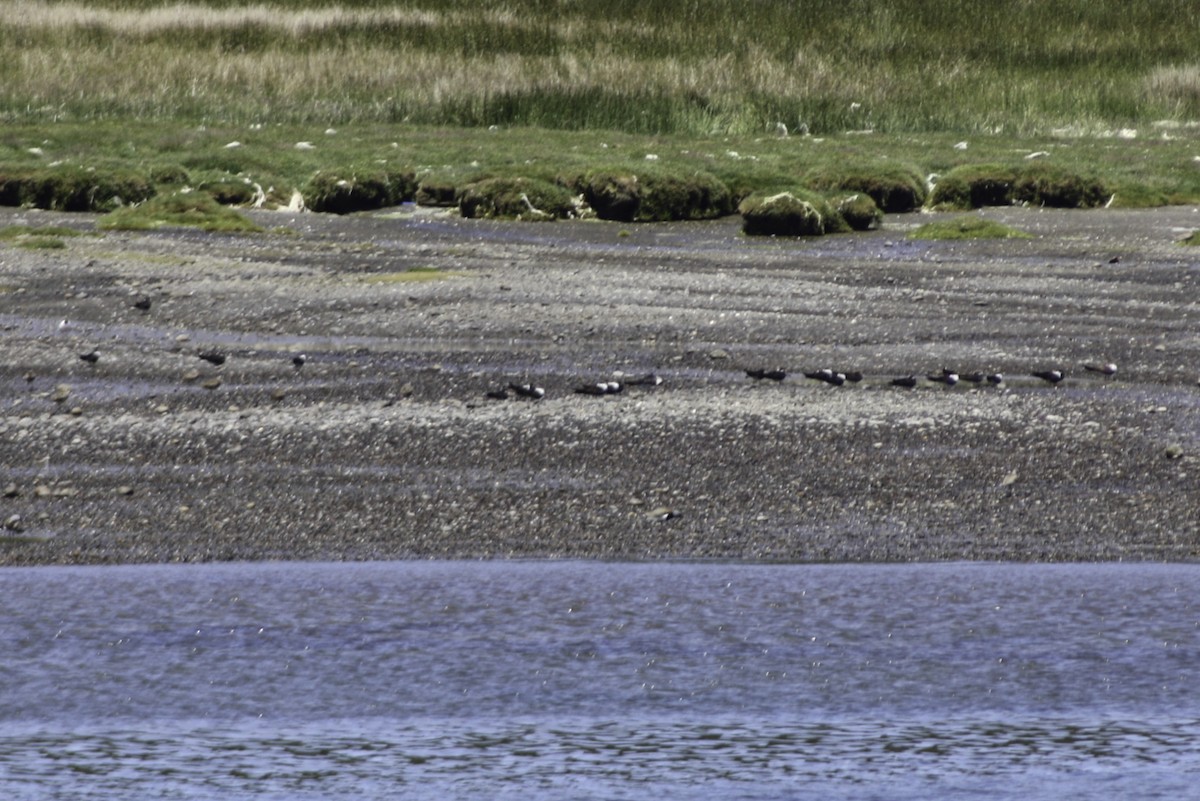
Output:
[{"xmin": 64, "ymin": 305, "xmax": 1120, "ymax": 401}]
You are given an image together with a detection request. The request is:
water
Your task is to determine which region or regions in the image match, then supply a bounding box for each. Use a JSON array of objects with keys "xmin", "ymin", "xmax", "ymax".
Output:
[{"xmin": 1, "ymin": 561, "xmax": 1197, "ymax": 800}]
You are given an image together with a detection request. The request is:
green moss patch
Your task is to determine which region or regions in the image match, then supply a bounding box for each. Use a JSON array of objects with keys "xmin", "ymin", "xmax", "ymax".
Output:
[
  {"xmin": 0, "ymin": 165, "xmax": 154, "ymax": 212},
  {"xmin": 97, "ymin": 192, "xmax": 263, "ymax": 233},
  {"xmin": 302, "ymin": 168, "xmax": 417, "ymax": 214},
  {"xmin": 739, "ymin": 189, "xmax": 846, "ymax": 237},
  {"xmin": 578, "ymin": 167, "xmax": 732, "ymax": 222},
  {"xmin": 458, "ymin": 177, "xmax": 578, "ymax": 221},
  {"xmin": 907, "ymin": 216, "xmax": 1032, "ymax": 240},
  {"xmin": 930, "ymin": 162, "xmax": 1108, "ymax": 210},
  {"xmin": 1179, "ymin": 231, "xmax": 1200, "ymax": 246},
  {"xmin": 1012, "ymin": 163, "xmax": 1108, "ymax": 208},
  {"xmin": 805, "ymin": 164, "xmax": 928, "ymax": 213},
  {"xmin": 835, "ymin": 193, "xmax": 884, "ymax": 231},
  {"xmin": 927, "ymin": 164, "xmax": 1019, "ymax": 210}
]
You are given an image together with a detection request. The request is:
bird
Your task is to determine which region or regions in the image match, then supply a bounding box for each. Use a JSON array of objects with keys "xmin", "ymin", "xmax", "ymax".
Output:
[
  {"xmin": 1031, "ymin": 369, "xmax": 1066, "ymax": 385},
  {"xmin": 132, "ymin": 295, "xmax": 152, "ymax": 311},
  {"xmin": 1083, "ymin": 362, "xmax": 1117, "ymax": 378},
  {"xmin": 986, "ymin": 373, "xmax": 1004, "ymax": 385},
  {"xmin": 485, "ymin": 388, "xmax": 509, "ymax": 400},
  {"xmin": 508, "ymin": 382, "xmax": 545, "ymax": 399},
  {"xmin": 843, "ymin": 371, "xmax": 864, "ymax": 383},
  {"xmin": 960, "ymin": 371, "xmax": 986, "ymax": 384},
  {"xmin": 624, "ymin": 372, "xmax": 663, "ymax": 387},
  {"xmin": 804, "ymin": 369, "xmax": 845, "ymax": 386},
  {"xmin": 198, "ymin": 350, "xmax": 227, "ymax": 366},
  {"xmin": 891, "ymin": 375, "xmax": 918, "ymax": 388},
  {"xmin": 746, "ymin": 368, "xmax": 787, "ymax": 381},
  {"xmin": 78, "ymin": 350, "xmax": 99, "ymax": 364},
  {"xmin": 928, "ymin": 370, "xmax": 958, "ymax": 386},
  {"xmin": 575, "ymin": 381, "xmax": 623, "ymax": 396},
  {"xmin": 291, "ymin": 353, "xmax": 307, "ymax": 369}
]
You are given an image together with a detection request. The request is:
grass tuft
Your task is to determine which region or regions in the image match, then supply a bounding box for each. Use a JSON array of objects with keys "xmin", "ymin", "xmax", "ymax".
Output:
[
  {"xmin": 907, "ymin": 216, "xmax": 1032, "ymax": 241},
  {"xmin": 458, "ymin": 177, "xmax": 578, "ymax": 221},
  {"xmin": 97, "ymin": 192, "xmax": 263, "ymax": 232}
]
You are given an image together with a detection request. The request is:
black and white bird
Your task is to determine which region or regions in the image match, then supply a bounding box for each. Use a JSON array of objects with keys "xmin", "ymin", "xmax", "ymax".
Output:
[
  {"xmin": 78, "ymin": 350, "xmax": 99, "ymax": 364},
  {"xmin": 198, "ymin": 350, "xmax": 227, "ymax": 366},
  {"xmin": 1083, "ymin": 362, "xmax": 1117, "ymax": 378},
  {"xmin": 508, "ymin": 382, "xmax": 545, "ymax": 400},
  {"xmin": 1031, "ymin": 369, "xmax": 1066, "ymax": 385},
  {"xmin": 485, "ymin": 388, "xmax": 510, "ymax": 400},
  {"xmin": 960, "ymin": 371, "xmax": 986, "ymax": 384},
  {"xmin": 746, "ymin": 368, "xmax": 787, "ymax": 381},
  {"xmin": 575, "ymin": 381, "xmax": 623, "ymax": 396},
  {"xmin": 625, "ymin": 372, "xmax": 664, "ymax": 387},
  {"xmin": 291, "ymin": 353, "xmax": 307, "ymax": 369},
  {"xmin": 986, "ymin": 373, "xmax": 1004, "ymax": 385},
  {"xmin": 891, "ymin": 375, "xmax": 918, "ymax": 389},
  {"xmin": 842, "ymin": 370, "xmax": 865, "ymax": 383},
  {"xmin": 804, "ymin": 369, "xmax": 845, "ymax": 386},
  {"xmin": 928, "ymin": 369, "xmax": 959, "ymax": 386}
]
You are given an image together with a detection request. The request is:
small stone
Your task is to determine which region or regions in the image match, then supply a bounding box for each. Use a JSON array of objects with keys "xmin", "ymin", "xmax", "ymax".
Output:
[
  {"xmin": 708, "ymin": 348, "xmax": 730, "ymax": 360},
  {"xmin": 3, "ymin": 514, "xmax": 23, "ymax": 533},
  {"xmin": 201, "ymin": 377, "xmax": 222, "ymax": 390},
  {"xmin": 51, "ymin": 384, "xmax": 71, "ymax": 403},
  {"xmin": 271, "ymin": 388, "xmax": 287, "ymax": 401},
  {"xmin": 181, "ymin": 369, "xmax": 201, "ymax": 382},
  {"xmin": 69, "ymin": 406, "xmax": 83, "ymax": 416},
  {"xmin": 1164, "ymin": 444, "xmax": 1185, "ymax": 459},
  {"xmin": 399, "ymin": 383, "xmax": 415, "ymax": 397},
  {"xmin": 116, "ymin": 485, "xmax": 134, "ymax": 496},
  {"xmin": 3, "ymin": 483, "xmax": 18, "ymax": 498},
  {"xmin": 33, "ymin": 484, "xmax": 52, "ymax": 498},
  {"xmin": 155, "ymin": 404, "xmax": 170, "ymax": 414}
]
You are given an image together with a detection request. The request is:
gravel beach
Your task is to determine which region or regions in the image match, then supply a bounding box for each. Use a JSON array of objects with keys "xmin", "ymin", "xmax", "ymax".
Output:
[{"xmin": 1, "ymin": 204, "xmax": 1198, "ymax": 564}]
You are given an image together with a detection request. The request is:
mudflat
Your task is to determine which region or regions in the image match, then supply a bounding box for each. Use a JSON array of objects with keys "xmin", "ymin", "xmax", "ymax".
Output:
[{"xmin": 1, "ymin": 204, "xmax": 1197, "ymax": 564}]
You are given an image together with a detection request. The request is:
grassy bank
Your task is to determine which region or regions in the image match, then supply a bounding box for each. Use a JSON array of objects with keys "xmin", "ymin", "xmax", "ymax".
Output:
[{"xmin": 3, "ymin": 0, "xmax": 1200, "ymax": 136}]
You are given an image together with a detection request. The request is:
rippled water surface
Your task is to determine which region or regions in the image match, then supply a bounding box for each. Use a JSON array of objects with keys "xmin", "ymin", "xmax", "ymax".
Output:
[{"xmin": 1, "ymin": 561, "xmax": 1197, "ymax": 800}]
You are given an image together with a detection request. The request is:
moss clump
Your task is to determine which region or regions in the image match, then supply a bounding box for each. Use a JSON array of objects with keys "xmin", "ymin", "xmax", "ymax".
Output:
[
  {"xmin": 1012, "ymin": 163, "xmax": 1108, "ymax": 208},
  {"xmin": 303, "ymin": 168, "xmax": 417, "ymax": 214},
  {"xmin": 97, "ymin": 192, "xmax": 263, "ymax": 233},
  {"xmin": 739, "ymin": 189, "xmax": 844, "ymax": 237},
  {"xmin": 580, "ymin": 167, "xmax": 732, "ymax": 222},
  {"xmin": 458, "ymin": 177, "xmax": 577, "ymax": 221},
  {"xmin": 0, "ymin": 225, "xmax": 82, "ymax": 240},
  {"xmin": 0, "ymin": 165, "xmax": 154, "ymax": 212},
  {"xmin": 148, "ymin": 165, "xmax": 191, "ymax": 186},
  {"xmin": 414, "ymin": 175, "xmax": 465, "ymax": 207},
  {"xmin": 907, "ymin": 215, "xmax": 1032, "ymax": 240},
  {"xmin": 197, "ymin": 178, "xmax": 258, "ymax": 206},
  {"xmin": 1179, "ymin": 231, "xmax": 1200, "ymax": 246},
  {"xmin": 835, "ymin": 193, "xmax": 884, "ymax": 231},
  {"xmin": 805, "ymin": 164, "xmax": 928, "ymax": 213},
  {"xmin": 927, "ymin": 164, "xmax": 1019, "ymax": 210}
]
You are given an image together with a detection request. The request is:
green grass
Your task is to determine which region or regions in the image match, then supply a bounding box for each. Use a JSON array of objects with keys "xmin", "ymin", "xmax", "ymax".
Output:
[
  {"xmin": 0, "ymin": 224, "xmax": 82, "ymax": 239},
  {"xmin": 3, "ymin": 0, "xmax": 1200, "ymax": 136},
  {"xmin": 97, "ymin": 192, "xmax": 263, "ymax": 232},
  {"xmin": 907, "ymin": 216, "xmax": 1033, "ymax": 241}
]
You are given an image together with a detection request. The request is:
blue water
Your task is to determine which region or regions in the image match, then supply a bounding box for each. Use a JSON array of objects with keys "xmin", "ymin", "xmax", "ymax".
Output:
[{"xmin": 1, "ymin": 561, "xmax": 1197, "ymax": 800}]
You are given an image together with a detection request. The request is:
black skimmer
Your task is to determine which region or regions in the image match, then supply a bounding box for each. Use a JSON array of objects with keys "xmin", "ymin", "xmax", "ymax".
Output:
[
  {"xmin": 292, "ymin": 353, "xmax": 307, "ymax": 369},
  {"xmin": 842, "ymin": 371, "xmax": 864, "ymax": 383},
  {"xmin": 78, "ymin": 350, "xmax": 99, "ymax": 364},
  {"xmin": 1083, "ymin": 362, "xmax": 1117, "ymax": 378},
  {"xmin": 625, "ymin": 372, "xmax": 663, "ymax": 387},
  {"xmin": 746, "ymin": 368, "xmax": 787, "ymax": 381},
  {"xmin": 575, "ymin": 381, "xmax": 623, "ymax": 396},
  {"xmin": 986, "ymin": 373, "xmax": 1004, "ymax": 385},
  {"xmin": 132, "ymin": 295, "xmax": 152, "ymax": 311},
  {"xmin": 508, "ymin": 382, "xmax": 545, "ymax": 400},
  {"xmin": 198, "ymin": 350, "xmax": 227, "ymax": 366},
  {"xmin": 891, "ymin": 375, "xmax": 918, "ymax": 388},
  {"xmin": 804, "ymin": 369, "xmax": 845, "ymax": 386},
  {"xmin": 960, "ymin": 371, "xmax": 986, "ymax": 384},
  {"xmin": 485, "ymin": 388, "xmax": 509, "ymax": 400},
  {"xmin": 1031, "ymin": 369, "xmax": 1066, "ymax": 385},
  {"xmin": 927, "ymin": 370, "xmax": 958, "ymax": 386}
]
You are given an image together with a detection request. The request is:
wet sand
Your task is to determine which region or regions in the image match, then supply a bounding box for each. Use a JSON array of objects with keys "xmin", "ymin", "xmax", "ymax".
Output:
[{"xmin": 1, "ymin": 204, "xmax": 1198, "ymax": 564}]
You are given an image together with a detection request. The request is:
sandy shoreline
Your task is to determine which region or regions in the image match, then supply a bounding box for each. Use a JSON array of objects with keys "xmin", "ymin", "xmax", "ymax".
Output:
[{"xmin": 1, "ymin": 204, "xmax": 1198, "ymax": 564}]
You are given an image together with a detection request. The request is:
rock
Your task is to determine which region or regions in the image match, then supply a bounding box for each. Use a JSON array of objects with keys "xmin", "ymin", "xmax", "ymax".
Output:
[
  {"xmin": 33, "ymin": 484, "xmax": 52, "ymax": 498},
  {"xmin": 181, "ymin": 369, "xmax": 201, "ymax": 382},
  {"xmin": 271, "ymin": 388, "xmax": 287, "ymax": 401},
  {"xmin": 708, "ymin": 349, "xmax": 730, "ymax": 360},
  {"xmin": 3, "ymin": 514, "xmax": 23, "ymax": 533},
  {"xmin": 201, "ymin": 377, "xmax": 222, "ymax": 390},
  {"xmin": 3, "ymin": 483, "xmax": 18, "ymax": 498},
  {"xmin": 1164, "ymin": 444, "xmax": 1185, "ymax": 459},
  {"xmin": 116, "ymin": 485, "xmax": 135, "ymax": 496},
  {"xmin": 51, "ymin": 384, "xmax": 71, "ymax": 403}
]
